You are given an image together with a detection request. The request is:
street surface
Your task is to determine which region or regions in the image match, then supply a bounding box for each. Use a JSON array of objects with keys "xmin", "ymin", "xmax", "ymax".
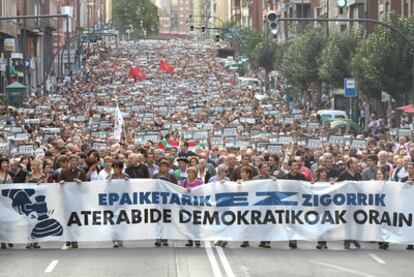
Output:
[{"xmin": 1, "ymin": 241, "xmax": 413, "ymax": 277}]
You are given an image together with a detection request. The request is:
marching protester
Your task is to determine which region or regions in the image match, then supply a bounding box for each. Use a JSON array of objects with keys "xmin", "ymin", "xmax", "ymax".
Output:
[
  {"xmin": 182, "ymin": 167, "xmax": 203, "ymax": 247},
  {"xmin": 208, "ymin": 164, "xmax": 229, "ymax": 184},
  {"xmin": 174, "ymin": 157, "xmax": 189, "ymax": 185},
  {"xmin": 238, "ymin": 166, "xmax": 253, "ymax": 248},
  {"xmin": 85, "ymin": 157, "xmax": 100, "ymax": 181},
  {"xmin": 197, "ymin": 159, "xmax": 211, "ymax": 184},
  {"xmin": 338, "ymin": 158, "xmax": 362, "ymax": 250},
  {"xmin": 0, "ymin": 157, "xmax": 14, "ymax": 250},
  {"xmin": 283, "ymin": 159, "xmax": 306, "ymax": 250},
  {"xmin": 125, "ymin": 153, "xmax": 150, "ymax": 179},
  {"xmin": 253, "ymin": 162, "xmax": 273, "ymax": 249},
  {"xmin": 98, "ymin": 156, "xmax": 114, "ymax": 180},
  {"xmin": 209, "ymin": 164, "xmax": 230, "ymax": 247},
  {"xmin": 107, "ymin": 160, "xmax": 129, "ymax": 248},
  {"xmin": 58, "ymin": 155, "xmax": 87, "ymax": 249},
  {"xmin": 152, "ymin": 158, "xmax": 177, "ymax": 247},
  {"xmin": 314, "ymin": 167, "xmax": 330, "ymax": 250}
]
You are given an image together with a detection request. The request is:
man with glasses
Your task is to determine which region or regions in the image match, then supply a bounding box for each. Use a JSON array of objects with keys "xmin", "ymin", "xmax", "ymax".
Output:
[{"xmin": 208, "ymin": 164, "xmax": 229, "ymax": 184}]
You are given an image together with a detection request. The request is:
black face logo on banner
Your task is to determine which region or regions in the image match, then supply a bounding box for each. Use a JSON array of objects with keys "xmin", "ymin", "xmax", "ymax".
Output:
[{"xmin": 1, "ymin": 189, "xmax": 63, "ymax": 239}]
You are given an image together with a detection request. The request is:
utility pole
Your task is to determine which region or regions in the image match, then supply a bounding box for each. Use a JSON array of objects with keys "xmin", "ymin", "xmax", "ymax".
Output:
[
  {"xmin": 23, "ymin": 0, "xmax": 27, "ymax": 88},
  {"xmin": 66, "ymin": 16, "xmax": 70, "ymax": 78},
  {"xmin": 326, "ymin": 0, "xmax": 329, "ymax": 37}
]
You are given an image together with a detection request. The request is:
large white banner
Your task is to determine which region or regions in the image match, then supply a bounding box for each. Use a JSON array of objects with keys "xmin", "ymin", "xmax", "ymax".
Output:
[{"xmin": 1, "ymin": 179, "xmax": 414, "ymax": 244}]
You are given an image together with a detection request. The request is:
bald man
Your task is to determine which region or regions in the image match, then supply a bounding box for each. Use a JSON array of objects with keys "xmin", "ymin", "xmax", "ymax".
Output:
[{"xmin": 125, "ymin": 153, "xmax": 150, "ymax": 179}]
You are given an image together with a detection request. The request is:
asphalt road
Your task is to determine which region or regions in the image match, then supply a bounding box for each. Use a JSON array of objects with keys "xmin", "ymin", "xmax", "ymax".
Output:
[{"xmin": 1, "ymin": 241, "xmax": 413, "ymax": 277}]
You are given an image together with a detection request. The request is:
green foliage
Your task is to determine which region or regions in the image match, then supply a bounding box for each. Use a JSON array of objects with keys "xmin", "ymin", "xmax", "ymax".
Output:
[
  {"xmin": 351, "ymin": 12, "xmax": 414, "ymax": 100},
  {"xmin": 237, "ymin": 27, "xmax": 265, "ymax": 60},
  {"xmin": 318, "ymin": 29, "xmax": 364, "ymax": 88},
  {"xmin": 251, "ymin": 41, "xmax": 279, "ymax": 73},
  {"xmin": 281, "ymin": 29, "xmax": 327, "ymax": 89},
  {"xmin": 112, "ymin": 0, "xmax": 159, "ymax": 38}
]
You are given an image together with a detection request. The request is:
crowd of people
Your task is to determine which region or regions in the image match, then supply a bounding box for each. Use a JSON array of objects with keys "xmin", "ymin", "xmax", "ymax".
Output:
[{"xmin": 1, "ymin": 39, "xmax": 413, "ymax": 251}]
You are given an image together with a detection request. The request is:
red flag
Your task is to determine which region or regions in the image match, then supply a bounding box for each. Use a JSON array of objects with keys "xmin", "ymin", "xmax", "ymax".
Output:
[
  {"xmin": 134, "ymin": 66, "xmax": 147, "ymax": 80},
  {"xmin": 160, "ymin": 60, "xmax": 174, "ymax": 74},
  {"xmin": 114, "ymin": 64, "xmax": 120, "ymax": 73},
  {"xmin": 128, "ymin": 67, "xmax": 135, "ymax": 78},
  {"xmin": 128, "ymin": 67, "xmax": 138, "ymax": 82}
]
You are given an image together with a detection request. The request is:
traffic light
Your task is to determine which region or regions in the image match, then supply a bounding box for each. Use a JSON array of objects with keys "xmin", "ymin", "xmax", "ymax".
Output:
[
  {"xmin": 215, "ymin": 34, "xmax": 220, "ymax": 42},
  {"xmin": 190, "ymin": 25, "xmax": 194, "ymax": 31},
  {"xmin": 201, "ymin": 26, "xmax": 205, "ymax": 33},
  {"xmin": 267, "ymin": 11, "xmax": 278, "ymax": 36}
]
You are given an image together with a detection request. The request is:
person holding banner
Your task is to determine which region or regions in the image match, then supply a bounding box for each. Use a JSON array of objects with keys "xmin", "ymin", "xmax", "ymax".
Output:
[
  {"xmin": 375, "ymin": 167, "xmax": 390, "ymax": 250},
  {"xmin": 152, "ymin": 159, "xmax": 177, "ymax": 247},
  {"xmin": 59, "ymin": 155, "xmax": 87, "ymax": 249},
  {"xmin": 239, "ymin": 166, "xmax": 252, "ymax": 248},
  {"xmin": 284, "ymin": 158, "xmax": 306, "ymax": 249},
  {"xmin": 210, "ymin": 164, "xmax": 230, "ymax": 247},
  {"xmin": 315, "ymin": 167, "xmax": 330, "ymax": 250},
  {"xmin": 125, "ymin": 153, "xmax": 150, "ymax": 179},
  {"xmin": 400, "ymin": 163, "xmax": 414, "ymax": 250},
  {"xmin": 98, "ymin": 156, "xmax": 114, "ymax": 181},
  {"xmin": 85, "ymin": 157, "xmax": 100, "ymax": 181},
  {"xmin": 0, "ymin": 157, "xmax": 14, "ymax": 250},
  {"xmin": 25, "ymin": 158, "xmax": 43, "ymax": 249},
  {"xmin": 338, "ymin": 157, "xmax": 362, "ymax": 250},
  {"xmin": 174, "ymin": 157, "xmax": 189, "ymax": 186},
  {"xmin": 197, "ymin": 159, "xmax": 211, "ymax": 184},
  {"xmin": 254, "ymin": 162, "xmax": 274, "ymax": 249},
  {"xmin": 107, "ymin": 161, "xmax": 129, "ymax": 248},
  {"xmin": 208, "ymin": 164, "xmax": 230, "ymax": 185},
  {"xmin": 182, "ymin": 167, "xmax": 203, "ymax": 248}
]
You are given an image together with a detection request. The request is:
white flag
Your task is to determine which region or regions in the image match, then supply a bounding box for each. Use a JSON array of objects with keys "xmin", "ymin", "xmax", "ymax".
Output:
[{"xmin": 113, "ymin": 105, "xmax": 124, "ymax": 142}]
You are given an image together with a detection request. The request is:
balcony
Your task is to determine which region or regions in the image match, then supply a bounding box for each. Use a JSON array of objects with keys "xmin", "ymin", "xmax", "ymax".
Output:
[
  {"xmin": 44, "ymin": 0, "xmax": 58, "ymax": 30},
  {"xmin": 0, "ymin": 21, "xmax": 19, "ymax": 37}
]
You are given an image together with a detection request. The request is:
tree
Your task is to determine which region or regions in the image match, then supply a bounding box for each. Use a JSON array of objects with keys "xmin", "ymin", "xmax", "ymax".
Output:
[
  {"xmin": 318, "ymin": 29, "xmax": 363, "ymax": 88},
  {"xmin": 238, "ymin": 27, "xmax": 265, "ymax": 60},
  {"xmin": 281, "ymin": 29, "xmax": 327, "ymax": 90},
  {"xmin": 112, "ymin": 0, "xmax": 159, "ymax": 38},
  {"xmin": 251, "ymin": 41, "xmax": 278, "ymax": 73},
  {"xmin": 351, "ymin": 12, "xmax": 414, "ymax": 102},
  {"xmin": 250, "ymin": 41, "xmax": 280, "ymax": 90}
]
